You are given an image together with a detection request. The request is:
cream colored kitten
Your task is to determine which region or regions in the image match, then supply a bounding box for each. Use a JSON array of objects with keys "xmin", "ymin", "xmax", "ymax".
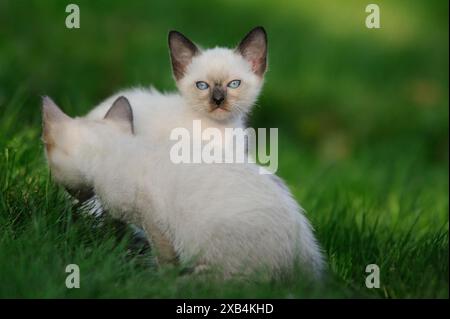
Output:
[
  {"xmin": 86, "ymin": 27, "xmax": 268, "ymax": 141},
  {"xmin": 42, "ymin": 97, "xmax": 325, "ymax": 279}
]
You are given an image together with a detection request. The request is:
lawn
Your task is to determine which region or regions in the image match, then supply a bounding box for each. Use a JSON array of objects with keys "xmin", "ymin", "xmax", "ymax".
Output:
[{"xmin": 0, "ymin": 0, "xmax": 448, "ymax": 298}]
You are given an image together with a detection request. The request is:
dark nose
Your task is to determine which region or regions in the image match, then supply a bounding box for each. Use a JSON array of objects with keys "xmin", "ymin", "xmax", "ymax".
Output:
[
  {"xmin": 212, "ymin": 87, "xmax": 225, "ymax": 106},
  {"xmin": 213, "ymin": 96, "xmax": 224, "ymax": 105}
]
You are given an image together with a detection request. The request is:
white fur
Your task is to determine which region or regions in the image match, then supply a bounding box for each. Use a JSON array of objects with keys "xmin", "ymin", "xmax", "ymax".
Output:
[{"xmin": 44, "ymin": 114, "xmax": 324, "ymax": 278}]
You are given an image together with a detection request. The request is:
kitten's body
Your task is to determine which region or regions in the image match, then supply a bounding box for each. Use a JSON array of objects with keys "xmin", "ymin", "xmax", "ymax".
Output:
[
  {"xmin": 42, "ymin": 98, "xmax": 325, "ymax": 278},
  {"xmin": 96, "ymin": 143, "xmax": 324, "ymax": 278}
]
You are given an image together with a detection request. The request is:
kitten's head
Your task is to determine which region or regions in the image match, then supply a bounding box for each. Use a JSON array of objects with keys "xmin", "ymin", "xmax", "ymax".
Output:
[
  {"xmin": 169, "ymin": 27, "xmax": 268, "ymax": 121},
  {"xmin": 42, "ymin": 96, "xmax": 134, "ymax": 201}
]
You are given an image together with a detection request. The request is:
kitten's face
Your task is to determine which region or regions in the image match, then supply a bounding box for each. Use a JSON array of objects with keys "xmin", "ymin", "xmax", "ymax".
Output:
[
  {"xmin": 42, "ymin": 96, "xmax": 134, "ymax": 201},
  {"xmin": 177, "ymin": 49, "xmax": 262, "ymax": 121},
  {"xmin": 169, "ymin": 27, "xmax": 268, "ymax": 121}
]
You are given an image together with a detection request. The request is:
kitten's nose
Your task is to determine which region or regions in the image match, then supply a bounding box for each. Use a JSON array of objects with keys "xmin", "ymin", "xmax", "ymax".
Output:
[
  {"xmin": 212, "ymin": 87, "xmax": 225, "ymax": 106},
  {"xmin": 213, "ymin": 96, "xmax": 225, "ymax": 105}
]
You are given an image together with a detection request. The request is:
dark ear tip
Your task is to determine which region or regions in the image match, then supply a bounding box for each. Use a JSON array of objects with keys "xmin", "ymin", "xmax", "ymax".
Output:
[
  {"xmin": 106, "ymin": 96, "xmax": 133, "ymax": 119},
  {"xmin": 168, "ymin": 30, "xmax": 186, "ymax": 48},
  {"xmin": 168, "ymin": 30, "xmax": 184, "ymax": 41},
  {"xmin": 251, "ymin": 26, "xmax": 267, "ymax": 41},
  {"xmin": 115, "ymin": 95, "xmax": 129, "ymax": 104},
  {"xmin": 253, "ymin": 26, "xmax": 266, "ymax": 34},
  {"xmin": 114, "ymin": 96, "xmax": 132, "ymax": 112}
]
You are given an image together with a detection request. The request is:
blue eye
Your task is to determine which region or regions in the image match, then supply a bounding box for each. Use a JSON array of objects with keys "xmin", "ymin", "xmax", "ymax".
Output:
[
  {"xmin": 227, "ymin": 80, "xmax": 241, "ymax": 89},
  {"xmin": 196, "ymin": 81, "xmax": 209, "ymax": 90}
]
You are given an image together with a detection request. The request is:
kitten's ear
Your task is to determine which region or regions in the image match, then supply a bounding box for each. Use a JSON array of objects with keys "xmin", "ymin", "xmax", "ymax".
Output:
[
  {"xmin": 104, "ymin": 96, "xmax": 134, "ymax": 134},
  {"xmin": 42, "ymin": 96, "xmax": 70, "ymax": 123},
  {"xmin": 236, "ymin": 26, "xmax": 268, "ymax": 77},
  {"xmin": 168, "ymin": 30, "xmax": 199, "ymax": 80},
  {"xmin": 42, "ymin": 96, "xmax": 71, "ymax": 146}
]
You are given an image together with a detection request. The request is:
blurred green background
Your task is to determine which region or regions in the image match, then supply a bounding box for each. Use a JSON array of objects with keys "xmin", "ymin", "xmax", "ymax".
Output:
[{"xmin": 0, "ymin": 0, "xmax": 448, "ymax": 298}]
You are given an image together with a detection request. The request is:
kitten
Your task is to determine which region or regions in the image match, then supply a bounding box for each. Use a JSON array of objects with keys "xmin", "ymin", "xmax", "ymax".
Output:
[
  {"xmin": 42, "ymin": 96, "xmax": 325, "ymax": 279},
  {"xmin": 86, "ymin": 26, "xmax": 268, "ymax": 142}
]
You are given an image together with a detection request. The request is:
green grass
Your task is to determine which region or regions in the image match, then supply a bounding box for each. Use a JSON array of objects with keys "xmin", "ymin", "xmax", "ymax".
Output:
[{"xmin": 0, "ymin": 0, "xmax": 448, "ymax": 298}]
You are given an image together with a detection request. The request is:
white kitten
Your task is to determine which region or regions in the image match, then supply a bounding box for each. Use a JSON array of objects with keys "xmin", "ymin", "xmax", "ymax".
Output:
[
  {"xmin": 42, "ymin": 97, "xmax": 325, "ymax": 279},
  {"xmin": 86, "ymin": 27, "xmax": 268, "ymax": 141}
]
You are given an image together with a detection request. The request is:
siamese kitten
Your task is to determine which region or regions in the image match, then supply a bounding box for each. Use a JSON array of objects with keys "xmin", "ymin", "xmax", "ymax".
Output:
[
  {"xmin": 42, "ymin": 96, "xmax": 325, "ymax": 279},
  {"xmin": 86, "ymin": 26, "xmax": 267, "ymax": 143}
]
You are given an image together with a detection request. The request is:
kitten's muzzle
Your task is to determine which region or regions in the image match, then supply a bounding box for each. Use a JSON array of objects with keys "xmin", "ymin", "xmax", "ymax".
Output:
[{"xmin": 211, "ymin": 86, "xmax": 226, "ymax": 107}]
